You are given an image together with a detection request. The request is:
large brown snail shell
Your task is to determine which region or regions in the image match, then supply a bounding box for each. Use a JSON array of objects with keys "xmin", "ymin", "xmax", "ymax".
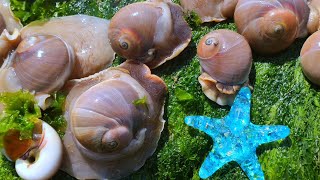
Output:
[
  {"xmin": 61, "ymin": 61, "xmax": 167, "ymax": 179},
  {"xmin": 0, "ymin": 34, "xmax": 74, "ymax": 94},
  {"xmin": 108, "ymin": 1, "xmax": 192, "ymax": 68},
  {"xmin": 300, "ymin": 30, "xmax": 320, "ymax": 86},
  {"xmin": 20, "ymin": 15, "xmax": 115, "ymax": 79},
  {"xmin": 180, "ymin": 0, "xmax": 238, "ymax": 23},
  {"xmin": 0, "ymin": 0, "xmax": 22, "ymax": 33},
  {"xmin": 197, "ymin": 29, "xmax": 252, "ymax": 105},
  {"xmin": 234, "ymin": 0, "xmax": 310, "ymax": 54}
]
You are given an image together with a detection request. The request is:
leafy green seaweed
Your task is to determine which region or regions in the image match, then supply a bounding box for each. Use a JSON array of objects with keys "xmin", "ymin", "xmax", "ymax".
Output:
[
  {"xmin": 0, "ymin": 91, "xmax": 41, "ymax": 147},
  {"xmin": 3, "ymin": 0, "xmax": 320, "ymax": 180}
]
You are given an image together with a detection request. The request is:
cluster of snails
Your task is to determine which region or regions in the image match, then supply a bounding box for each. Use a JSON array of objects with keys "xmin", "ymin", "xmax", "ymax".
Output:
[
  {"xmin": 177, "ymin": 0, "xmax": 320, "ymax": 105},
  {"xmin": 2, "ymin": 0, "xmax": 320, "ymax": 179}
]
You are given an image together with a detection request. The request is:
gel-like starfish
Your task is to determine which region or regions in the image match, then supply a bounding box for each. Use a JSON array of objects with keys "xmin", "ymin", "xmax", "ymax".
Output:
[{"xmin": 185, "ymin": 87, "xmax": 290, "ymax": 179}]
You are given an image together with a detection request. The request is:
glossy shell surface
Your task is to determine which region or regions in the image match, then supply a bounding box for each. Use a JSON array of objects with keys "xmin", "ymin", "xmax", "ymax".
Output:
[
  {"xmin": 61, "ymin": 61, "xmax": 167, "ymax": 179},
  {"xmin": 20, "ymin": 15, "xmax": 115, "ymax": 79},
  {"xmin": 300, "ymin": 30, "xmax": 320, "ymax": 86},
  {"xmin": 108, "ymin": 1, "xmax": 191, "ymax": 68},
  {"xmin": 234, "ymin": 0, "xmax": 310, "ymax": 54}
]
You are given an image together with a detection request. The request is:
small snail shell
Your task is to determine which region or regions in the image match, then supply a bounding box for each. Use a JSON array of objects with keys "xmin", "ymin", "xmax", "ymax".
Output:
[
  {"xmin": 0, "ymin": 28, "xmax": 21, "ymax": 64},
  {"xmin": 108, "ymin": 1, "xmax": 191, "ymax": 68},
  {"xmin": 15, "ymin": 121, "xmax": 63, "ymax": 180},
  {"xmin": 0, "ymin": 34, "xmax": 74, "ymax": 94},
  {"xmin": 197, "ymin": 29, "xmax": 252, "ymax": 106},
  {"xmin": 234, "ymin": 0, "xmax": 310, "ymax": 54},
  {"xmin": 180, "ymin": 0, "xmax": 238, "ymax": 23},
  {"xmin": 300, "ymin": 30, "xmax": 320, "ymax": 86},
  {"xmin": 61, "ymin": 61, "xmax": 167, "ymax": 179},
  {"xmin": 20, "ymin": 15, "xmax": 115, "ymax": 79},
  {"xmin": 0, "ymin": 0, "xmax": 22, "ymax": 33}
]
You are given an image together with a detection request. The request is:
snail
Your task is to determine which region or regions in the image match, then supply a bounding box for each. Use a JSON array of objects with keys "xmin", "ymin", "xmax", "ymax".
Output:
[
  {"xmin": 300, "ymin": 30, "xmax": 320, "ymax": 86},
  {"xmin": 20, "ymin": 15, "xmax": 115, "ymax": 79},
  {"xmin": 180, "ymin": 0, "xmax": 238, "ymax": 23},
  {"xmin": 197, "ymin": 29, "xmax": 252, "ymax": 106},
  {"xmin": 108, "ymin": 1, "xmax": 192, "ymax": 69},
  {"xmin": 0, "ymin": 0, "xmax": 22, "ymax": 33},
  {"xmin": 0, "ymin": 0, "xmax": 22, "ymax": 62},
  {"xmin": 0, "ymin": 34, "xmax": 74, "ymax": 109},
  {"xmin": 234, "ymin": 0, "xmax": 310, "ymax": 54},
  {"xmin": 3, "ymin": 121, "xmax": 63, "ymax": 180},
  {"xmin": 61, "ymin": 61, "xmax": 167, "ymax": 179}
]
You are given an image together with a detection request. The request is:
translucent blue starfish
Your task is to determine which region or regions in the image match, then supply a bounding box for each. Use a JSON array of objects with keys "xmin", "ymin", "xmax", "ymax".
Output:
[{"xmin": 185, "ymin": 87, "xmax": 290, "ymax": 179}]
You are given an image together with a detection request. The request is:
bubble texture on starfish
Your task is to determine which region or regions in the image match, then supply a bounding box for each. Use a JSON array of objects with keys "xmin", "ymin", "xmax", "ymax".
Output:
[{"xmin": 184, "ymin": 87, "xmax": 290, "ymax": 180}]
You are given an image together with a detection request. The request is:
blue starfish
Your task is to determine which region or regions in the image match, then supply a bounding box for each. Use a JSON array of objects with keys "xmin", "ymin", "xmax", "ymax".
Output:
[{"xmin": 185, "ymin": 87, "xmax": 290, "ymax": 180}]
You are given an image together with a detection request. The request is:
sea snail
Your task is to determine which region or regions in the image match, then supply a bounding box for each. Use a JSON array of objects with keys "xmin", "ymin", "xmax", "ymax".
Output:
[
  {"xmin": 180, "ymin": 0, "xmax": 238, "ymax": 23},
  {"xmin": 3, "ymin": 121, "xmax": 63, "ymax": 180},
  {"xmin": 20, "ymin": 15, "xmax": 115, "ymax": 79},
  {"xmin": 300, "ymin": 30, "xmax": 320, "ymax": 86},
  {"xmin": 108, "ymin": 1, "xmax": 192, "ymax": 69},
  {"xmin": 197, "ymin": 29, "xmax": 252, "ymax": 106},
  {"xmin": 0, "ymin": 34, "xmax": 74, "ymax": 109},
  {"xmin": 0, "ymin": 0, "xmax": 22, "ymax": 34},
  {"xmin": 234, "ymin": 0, "xmax": 310, "ymax": 54},
  {"xmin": 0, "ymin": 0, "xmax": 22, "ymax": 63},
  {"xmin": 61, "ymin": 61, "xmax": 167, "ymax": 179}
]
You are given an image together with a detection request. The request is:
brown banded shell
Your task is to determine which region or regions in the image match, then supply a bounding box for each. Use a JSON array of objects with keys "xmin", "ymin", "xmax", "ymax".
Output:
[
  {"xmin": 180, "ymin": 0, "xmax": 238, "ymax": 23},
  {"xmin": 11, "ymin": 34, "xmax": 74, "ymax": 93},
  {"xmin": 234, "ymin": 0, "xmax": 310, "ymax": 54},
  {"xmin": 61, "ymin": 61, "xmax": 167, "ymax": 179},
  {"xmin": 20, "ymin": 15, "xmax": 115, "ymax": 79},
  {"xmin": 300, "ymin": 30, "xmax": 320, "ymax": 86},
  {"xmin": 108, "ymin": 1, "xmax": 192, "ymax": 68},
  {"xmin": 197, "ymin": 29, "xmax": 252, "ymax": 105}
]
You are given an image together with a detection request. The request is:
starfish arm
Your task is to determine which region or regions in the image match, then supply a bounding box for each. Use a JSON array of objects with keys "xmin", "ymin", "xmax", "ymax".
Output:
[
  {"xmin": 252, "ymin": 124, "xmax": 290, "ymax": 146},
  {"xmin": 238, "ymin": 153, "xmax": 265, "ymax": 180},
  {"xmin": 226, "ymin": 87, "xmax": 251, "ymax": 127},
  {"xmin": 199, "ymin": 152, "xmax": 231, "ymax": 179},
  {"xmin": 184, "ymin": 116, "xmax": 224, "ymax": 136}
]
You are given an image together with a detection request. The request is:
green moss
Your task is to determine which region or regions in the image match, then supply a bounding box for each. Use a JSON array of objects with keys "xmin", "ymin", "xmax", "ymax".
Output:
[
  {"xmin": 0, "ymin": 91, "xmax": 41, "ymax": 146},
  {"xmin": 6, "ymin": 0, "xmax": 320, "ymax": 180}
]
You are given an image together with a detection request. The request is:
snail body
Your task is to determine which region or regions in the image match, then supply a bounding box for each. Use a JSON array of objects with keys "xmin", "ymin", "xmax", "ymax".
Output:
[
  {"xmin": 300, "ymin": 30, "xmax": 320, "ymax": 86},
  {"xmin": 108, "ymin": 1, "xmax": 191, "ymax": 68},
  {"xmin": 234, "ymin": 0, "xmax": 310, "ymax": 54},
  {"xmin": 0, "ymin": 0, "xmax": 22, "ymax": 33},
  {"xmin": 20, "ymin": 15, "xmax": 115, "ymax": 79},
  {"xmin": 180, "ymin": 0, "xmax": 238, "ymax": 23},
  {"xmin": 61, "ymin": 61, "xmax": 167, "ymax": 179},
  {"xmin": 197, "ymin": 29, "xmax": 252, "ymax": 105}
]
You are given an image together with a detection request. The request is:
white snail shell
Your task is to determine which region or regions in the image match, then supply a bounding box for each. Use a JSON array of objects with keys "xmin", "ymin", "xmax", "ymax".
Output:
[
  {"xmin": 15, "ymin": 121, "xmax": 63, "ymax": 180},
  {"xmin": 61, "ymin": 61, "xmax": 167, "ymax": 179},
  {"xmin": 21, "ymin": 15, "xmax": 115, "ymax": 79}
]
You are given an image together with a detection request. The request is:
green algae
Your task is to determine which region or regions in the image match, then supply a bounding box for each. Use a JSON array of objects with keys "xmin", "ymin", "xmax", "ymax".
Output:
[{"xmin": 2, "ymin": 0, "xmax": 319, "ymax": 179}]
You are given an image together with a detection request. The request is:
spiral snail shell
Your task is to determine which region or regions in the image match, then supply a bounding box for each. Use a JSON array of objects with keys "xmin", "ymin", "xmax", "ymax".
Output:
[
  {"xmin": 20, "ymin": 15, "xmax": 115, "ymax": 79},
  {"xmin": 180, "ymin": 0, "xmax": 238, "ymax": 23},
  {"xmin": 234, "ymin": 0, "xmax": 310, "ymax": 54},
  {"xmin": 0, "ymin": 34, "xmax": 74, "ymax": 109},
  {"xmin": 197, "ymin": 29, "xmax": 252, "ymax": 105},
  {"xmin": 108, "ymin": 1, "xmax": 192, "ymax": 68},
  {"xmin": 61, "ymin": 61, "xmax": 167, "ymax": 179},
  {"xmin": 300, "ymin": 30, "xmax": 320, "ymax": 86}
]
